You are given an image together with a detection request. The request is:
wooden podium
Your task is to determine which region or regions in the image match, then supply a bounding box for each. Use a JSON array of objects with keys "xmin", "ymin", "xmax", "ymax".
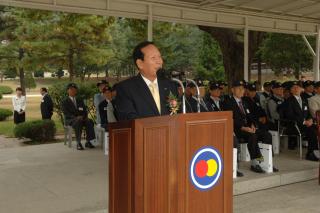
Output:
[{"xmin": 109, "ymin": 112, "xmax": 233, "ymax": 213}]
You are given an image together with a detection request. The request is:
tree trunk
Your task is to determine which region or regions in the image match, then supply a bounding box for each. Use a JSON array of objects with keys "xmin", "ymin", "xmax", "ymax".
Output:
[
  {"xmin": 198, "ymin": 26, "xmax": 244, "ymax": 87},
  {"xmin": 198, "ymin": 26, "xmax": 266, "ymax": 87},
  {"xmin": 68, "ymin": 48, "xmax": 74, "ymax": 81},
  {"xmin": 18, "ymin": 48, "xmax": 26, "ymax": 95}
]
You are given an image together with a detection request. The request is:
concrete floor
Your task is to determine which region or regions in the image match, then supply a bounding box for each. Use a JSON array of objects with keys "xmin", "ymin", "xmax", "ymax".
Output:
[
  {"xmin": 234, "ymin": 180, "xmax": 320, "ymax": 213},
  {"xmin": 0, "ymin": 141, "xmax": 319, "ymax": 213}
]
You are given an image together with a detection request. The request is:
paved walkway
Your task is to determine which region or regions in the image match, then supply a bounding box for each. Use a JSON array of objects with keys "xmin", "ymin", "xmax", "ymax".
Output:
[
  {"xmin": 0, "ymin": 142, "xmax": 108, "ymax": 213},
  {"xmin": 235, "ymin": 180, "xmax": 320, "ymax": 213}
]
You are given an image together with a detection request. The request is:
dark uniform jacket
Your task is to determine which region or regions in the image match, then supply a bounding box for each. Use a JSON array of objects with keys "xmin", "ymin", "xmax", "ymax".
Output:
[
  {"xmin": 41, "ymin": 94, "xmax": 54, "ymax": 119},
  {"xmin": 61, "ymin": 97, "xmax": 88, "ymax": 126},
  {"xmin": 283, "ymin": 95, "xmax": 312, "ymax": 127}
]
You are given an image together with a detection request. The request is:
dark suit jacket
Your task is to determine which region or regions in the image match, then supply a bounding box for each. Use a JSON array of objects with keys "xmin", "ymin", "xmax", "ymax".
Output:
[
  {"xmin": 99, "ymin": 99, "xmax": 108, "ymax": 127},
  {"xmin": 41, "ymin": 94, "xmax": 53, "ymax": 119},
  {"xmin": 223, "ymin": 97, "xmax": 254, "ymax": 135},
  {"xmin": 205, "ymin": 97, "xmax": 224, "ymax": 112},
  {"xmin": 115, "ymin": 74, "xmax": 179, "ymax": 121},
  {"xmin": 186, "ymin": 96, "xmax": 208, "ymax": 113},
  {"xmin": 61, "ymin": 97, "xmax": 88, "ymax": 125},
  {"xmin": 283, "ymin": 95, "xmax": 312, "ymax": 127}
]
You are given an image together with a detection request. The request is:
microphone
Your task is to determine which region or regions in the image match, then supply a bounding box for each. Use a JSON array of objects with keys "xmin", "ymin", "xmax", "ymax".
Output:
[{"xmin": 157, "ymin": 68, "xmax": 186, "ymax": 114}]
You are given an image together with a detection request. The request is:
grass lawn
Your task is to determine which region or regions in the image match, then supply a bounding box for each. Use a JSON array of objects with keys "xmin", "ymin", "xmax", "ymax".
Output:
[{"xmin": 0, "ymin": 96, "xmax": 64, "ymax": 138}]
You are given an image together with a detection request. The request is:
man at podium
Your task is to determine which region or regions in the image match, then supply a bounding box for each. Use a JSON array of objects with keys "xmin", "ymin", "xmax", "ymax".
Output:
[{"xmin": 115, "ymin": 41, "xmax": 179, "ymax": 120}]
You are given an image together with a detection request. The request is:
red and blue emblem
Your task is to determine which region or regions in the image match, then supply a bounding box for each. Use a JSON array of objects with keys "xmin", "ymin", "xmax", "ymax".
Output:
[{"xmin": 190, "ymin": 146, "xmax": 223, "ymax": 191}]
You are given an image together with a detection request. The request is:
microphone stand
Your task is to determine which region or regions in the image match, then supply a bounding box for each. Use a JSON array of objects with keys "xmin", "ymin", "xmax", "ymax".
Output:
[
  {"xmin": 186, "ymin": 79, "xmax": 201, "ymax": 113},
  {"xmin": 171, "ymin": 78, "xmax": 186, "ymax": 114}
]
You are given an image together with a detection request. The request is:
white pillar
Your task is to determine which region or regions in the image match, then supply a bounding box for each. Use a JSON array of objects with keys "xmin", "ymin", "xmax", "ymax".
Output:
[
  {"xmin": 147, "ymin": 5, "xmax": 153, "ymax": 42},
  {"xmin": 244, "ymin": 24, "xmax": 249, "ymax": 81},
  {"xmin": 314, "ymin": 27, "xmax": 320, "ymax": 81}
]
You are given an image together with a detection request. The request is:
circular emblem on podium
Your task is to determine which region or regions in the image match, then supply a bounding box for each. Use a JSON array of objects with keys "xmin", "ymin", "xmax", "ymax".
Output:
[{"xmin": 190, "ymin": 146, "xmax": 223, "ymax": 191}]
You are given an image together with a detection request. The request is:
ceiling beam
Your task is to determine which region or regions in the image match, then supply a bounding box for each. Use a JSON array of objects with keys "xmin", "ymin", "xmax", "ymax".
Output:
[
  {"xmin": 261, "ymin": 0, "xmax": 302, "ymax": 13},
  {"xmin": 199, "ymin": 0, "xmax": 234, "ymax": 7}
]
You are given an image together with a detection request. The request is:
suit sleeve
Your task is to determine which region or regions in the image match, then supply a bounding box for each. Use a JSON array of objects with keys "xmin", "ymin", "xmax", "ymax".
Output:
[{"xmin": 115, "ymin": 83, "xmax": 138, "ymax": 121}]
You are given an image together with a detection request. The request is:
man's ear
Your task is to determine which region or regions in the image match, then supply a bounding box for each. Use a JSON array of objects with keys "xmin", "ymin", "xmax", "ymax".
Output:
[{"xmin": 136, "ymin": 59, "xmax": 144, "ymax": 70}]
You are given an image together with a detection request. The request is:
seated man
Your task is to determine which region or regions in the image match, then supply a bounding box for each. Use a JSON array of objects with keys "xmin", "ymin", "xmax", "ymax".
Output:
[
  {"xmin": 62, "ymin": 83, "xmax": 95, "ymax": 150},
  {"xmin": 99, "ymin": 86, "xmax": 117, "ymax": 131},
  {"xmin": 266, "ymin": 82, "xmax": 285, "ymax": 130},
  {"xmin": 301, "ymin": 80, "xmax": 314, "ymax": 102},
  {"xmin": 283, "ymin": 81, "xmax": 319, "ymax": 161},
  {"xmin": 308, "ymin": 81, "xmax": 320, "ymax": 119},
  {"xmin": 223, "ymin": 80, "xmax": 265, "ymax": 173},
  {"xmin": 205, "ymin": 81, "xmax": 224, "ymax": 111},
  {"xmin": 205, "ymin": 81, "xmax": 244, "ymax": 177},
  {"xmin": 186, "ymin": 83, "xmax": 208, "ymax": 113},
  {"xmin": 243, "ymin": 83, "xmax": 278, "ymax": 172}
]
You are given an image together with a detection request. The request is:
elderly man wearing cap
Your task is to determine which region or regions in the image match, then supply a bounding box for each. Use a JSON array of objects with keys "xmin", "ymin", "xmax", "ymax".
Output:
[
  {"xmin": 259, "ymin": 81, "xmax": 272, "ymax": 113},
  {"xmin": 205, "ymin": 82, "xmax": 224, "ymax": 112},
  {"xmin": 308, "ymin": 81, "xmax": 320, "ymax": 119},
  {"xmin": 266, "ymin": 82, "xmax": 285, "ymax": 130},
  {"xmin": 301, "ymin": 80, "xmax": 314, "ymax": 102},
  {"xmin": 283, "ymin": 81, "xmax": 319, "ymax": 161},
  {"xmin": 185, "ymin": 83, "xmax": 208, "ymax": 113},
  {"xmin": 98, "ymin": 86, "xmax": 117, "ymax": 131},
  {"xmin": 62, "ymin": 83, "xmax": 96, "ymax": 150},
  {"xmin": 94, "ymin": 80, "xmax": 109, "ymax": 124},
  {"xmin": 224, "ymin": 80, "xmax": 265, "ymax": 173}
]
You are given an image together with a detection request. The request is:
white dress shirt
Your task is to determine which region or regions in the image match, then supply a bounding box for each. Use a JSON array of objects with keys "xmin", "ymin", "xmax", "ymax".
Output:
[
  {"xmin": 12, "ymin": 95, "xmax": 26, "ymax": 112},
  {"xmin": 141, "ymin": 75, "xmax": 159, "ymax": 92}
]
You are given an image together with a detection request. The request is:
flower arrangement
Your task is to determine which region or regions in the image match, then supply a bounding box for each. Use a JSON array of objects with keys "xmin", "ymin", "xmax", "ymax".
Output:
[{"xmin": 167, "ymin": 92, "xmax": 180, "ymax": 115}]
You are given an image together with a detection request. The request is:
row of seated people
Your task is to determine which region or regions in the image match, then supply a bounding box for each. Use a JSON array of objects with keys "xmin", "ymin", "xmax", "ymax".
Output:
[
  {"xmin": 62, "ymin": 81, "xmax": 118, "ymax": 150},
  {"xmin": 182, "ymin": 80, "xmax": 319, "ymax": 176}
]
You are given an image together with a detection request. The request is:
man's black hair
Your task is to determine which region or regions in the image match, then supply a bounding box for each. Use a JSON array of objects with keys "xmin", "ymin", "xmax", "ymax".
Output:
[
  {"xmin": 132, "ymin": 41, "xmax": 154, "ymax": 68},
  {"xmin": 16, "ymin": 87, "xmax": 22, "ymax": 92}
]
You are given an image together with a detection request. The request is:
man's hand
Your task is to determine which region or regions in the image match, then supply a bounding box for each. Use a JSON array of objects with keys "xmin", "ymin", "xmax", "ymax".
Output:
[
  {"xmin": 76, "ymin": 116, "xmax": 83, "ymax": 121},
  {"xmin": 241, "ymin": 127, "xmax": 256, "ymax": 133},
  {"xmin": 259, "ymin": 117, "xmax": 267, "ymax": 124},
  {"xmin": 303, "ymin": 119, "xmax": 313, "ymax": 127}
]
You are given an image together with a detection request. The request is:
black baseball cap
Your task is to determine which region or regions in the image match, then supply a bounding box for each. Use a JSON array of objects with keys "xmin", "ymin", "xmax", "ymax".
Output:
[
  {"xmin": 263, "ymin": 81, "xmax": 272, "ymax": 87},
  {"xmin": 313, "ymin": 81, "xmax": 320, "ymax": 88},
  {"xmin": 303, "ymin": 80, "xmax": 314, "ymax": 88},
  {"xmin": 66, "ymin": 83, "xmax": 78, "ymax": 90},
  {"xmin": 232, "ymin": 80, "xmax": 246, "ymax": 87},
  {"xmin": 289, "ymin": 81, "xmax": 301, "ymax": 89},
  {"xmin": 272, "ymin": 82, "xmax": 283, "ymax": 89},
  {"xmin": 96, "ymin": 80, "xmax": 108, "ymax": 87},
  {"xmin": 209, "ymin": 82, "xmax": 223, "ymax": 90},
  {"xmin": 247, "ymin": 83, "xmax": 257, "ymax": 91}
]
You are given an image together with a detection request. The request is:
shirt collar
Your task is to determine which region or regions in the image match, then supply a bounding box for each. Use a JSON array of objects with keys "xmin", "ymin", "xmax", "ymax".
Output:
[
  {"xmin": 210, "ymin": 96, "xmax": 220, "ymax": 102},
  {"xmin": 233, "ymin": 96, "xmax": 242, "ymax": 104},
  {"xmin": 141, "ymin": 74, "xmax": 158, "ymax": 87}
]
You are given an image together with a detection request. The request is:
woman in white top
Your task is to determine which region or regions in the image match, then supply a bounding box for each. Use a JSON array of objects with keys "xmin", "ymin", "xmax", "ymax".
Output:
[{"xmin": 12, "ymin": 87, "xmax": 26, "ymax": 124}]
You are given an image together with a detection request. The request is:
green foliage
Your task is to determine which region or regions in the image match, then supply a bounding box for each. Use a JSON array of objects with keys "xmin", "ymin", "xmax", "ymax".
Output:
[
  {"xmin": 3, "ymin": 68, "xmax": 17, "ymax": 79},
  {"xmin": 14, "ymin": 119, "xmax": 56, "ymax": 142},
  {"xmin": 260, "ymin": 33, "xmax": 313, "ymax": 78},
  {"xmin": 0, "ymin": 93, "xmax": 2, "ymax": 100},
  {"xmin": 48, "ymin": 82, "xmax": 98, "ymax": 125},
  {"xmin": 0, "ymin": 108, "xmax": 12, "ymax": 121},
  {"xmin": 34, "ymin": 70, "xmax": 44, "ymax": 78},
  {"xmin": 0, "ymin": 85, "xmax": 13, "ymax": 94},
  {"xmin": 25, "ymin": 72, "xmax": 36, "ymax": 90},
  {"xmin": 195, "ymin": 33, "xmax": 225, "ymax": 81}
]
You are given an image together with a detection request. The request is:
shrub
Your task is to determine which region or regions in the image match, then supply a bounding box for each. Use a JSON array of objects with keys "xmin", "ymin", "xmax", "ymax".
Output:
[
  {"xmin": 0, "ymin": 108, "xmax": 12, "ymax": 121},
  {"xmin": 14, "ymin": 119, "xmax": 56, "ymax": 142},
  {"xmin": 0, "ymin": 85, "xmax": 13, "ymax": 94}
]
